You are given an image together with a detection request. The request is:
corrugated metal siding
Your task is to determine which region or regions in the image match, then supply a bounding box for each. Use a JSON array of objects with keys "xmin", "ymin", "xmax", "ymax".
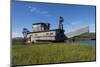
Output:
[{"xmin": 27, "ymin": 31, "xmax": 56, "ymax": 42}]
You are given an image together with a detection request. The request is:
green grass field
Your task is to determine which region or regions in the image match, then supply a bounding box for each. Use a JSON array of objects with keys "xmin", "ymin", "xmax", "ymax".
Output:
[{"xmin": 12, "ymin": 42, "xmax": 96, "ymax": 66}]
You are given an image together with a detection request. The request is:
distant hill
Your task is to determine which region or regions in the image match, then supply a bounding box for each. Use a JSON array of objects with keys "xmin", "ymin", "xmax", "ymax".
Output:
[
  {"xmin": 79, "ymin": 32, "xmax": 96, "ymax": 39},
  {"xmin": 12, "ymin": 37, "xmax": 23, "ymax": 45}
]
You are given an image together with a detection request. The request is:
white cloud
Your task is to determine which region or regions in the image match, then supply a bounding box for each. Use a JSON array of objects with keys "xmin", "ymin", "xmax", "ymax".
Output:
[
  {"xmin": 30, "ymin": 7, "xmax": 37, "ymax": 12},
  {"xmin": 25, "ymin": 5, "xmax": 49, "ymax": 15},
  {"xmin": 71, "ymin": 20, "xmax": 80, "ymax": 25}
]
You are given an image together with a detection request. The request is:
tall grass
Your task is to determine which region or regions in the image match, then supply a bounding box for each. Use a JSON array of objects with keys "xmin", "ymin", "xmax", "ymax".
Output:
[{"xmin": 12, "ymin": 42, "xmax": 96, "ymax": 66}]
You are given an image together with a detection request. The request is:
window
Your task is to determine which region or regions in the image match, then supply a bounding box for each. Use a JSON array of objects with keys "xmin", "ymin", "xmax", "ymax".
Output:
[
  {"xmin": 50, "ymin": 33, "xmax": 53, "ymax": 35},
  {"xmin": 35, "ymin": 34, "xmax": 37, "ymax": 36},
  {"xmin": 46, "ymin": 33, "xmax": 49, "ymax": 35}
]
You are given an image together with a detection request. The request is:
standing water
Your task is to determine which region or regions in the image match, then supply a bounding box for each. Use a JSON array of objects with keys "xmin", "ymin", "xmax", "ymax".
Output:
[{"xmin": 65, "ymin": 40, "xmax": 96, "ymax": 47}]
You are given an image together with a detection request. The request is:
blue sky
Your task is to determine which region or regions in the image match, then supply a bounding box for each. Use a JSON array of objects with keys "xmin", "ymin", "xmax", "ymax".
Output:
[{"xmin": 12, "ymin": 0, "xmax": 96, "ymax": 37}]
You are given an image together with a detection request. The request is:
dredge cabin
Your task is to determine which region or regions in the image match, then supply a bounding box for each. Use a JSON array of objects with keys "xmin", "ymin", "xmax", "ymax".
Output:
[{"xmin": 22, "ymin": 17, "xmax": 66, "ymax": 43}]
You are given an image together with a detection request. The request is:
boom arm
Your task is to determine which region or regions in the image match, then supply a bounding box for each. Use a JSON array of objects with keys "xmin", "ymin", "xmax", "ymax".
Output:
[{"xmin": 65, "ymin": 26, "xmax": 89, "ymax": 38}]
